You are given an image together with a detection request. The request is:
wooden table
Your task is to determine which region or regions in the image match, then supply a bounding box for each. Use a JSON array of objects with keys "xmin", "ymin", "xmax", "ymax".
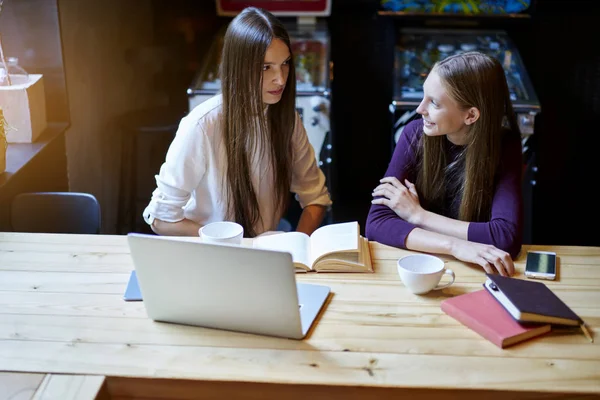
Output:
[{"xmin": 1, "ymin": 233, "xmax": 599, "ymax": 399}]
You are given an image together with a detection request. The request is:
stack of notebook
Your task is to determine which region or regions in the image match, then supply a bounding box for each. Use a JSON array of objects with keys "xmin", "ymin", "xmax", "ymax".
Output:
[{"xmin": 441, "ymin": 274, "xmax": 590, "ymax": 349}]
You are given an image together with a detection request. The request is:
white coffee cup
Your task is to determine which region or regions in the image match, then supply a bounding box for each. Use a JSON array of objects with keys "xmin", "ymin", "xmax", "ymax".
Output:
[
  {"xmin": 199, "ymin": 221, "xmax": 244, "ymax": 245},
  {"xmin": 397, "ymin": 254, "xmax": 455, "ymax": 295}
]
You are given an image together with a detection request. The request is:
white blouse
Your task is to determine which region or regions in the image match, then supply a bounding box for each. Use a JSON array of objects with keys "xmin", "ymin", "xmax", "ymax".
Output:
[{"xmin": 142, "ymin": 94, "xmax": 332, "ymax": 235}]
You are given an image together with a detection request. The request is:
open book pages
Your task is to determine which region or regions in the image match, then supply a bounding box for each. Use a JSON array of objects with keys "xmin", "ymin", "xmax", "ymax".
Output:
[{"xmin": 252, "ymin": 221, "xmax": 373, "ymax": 273}]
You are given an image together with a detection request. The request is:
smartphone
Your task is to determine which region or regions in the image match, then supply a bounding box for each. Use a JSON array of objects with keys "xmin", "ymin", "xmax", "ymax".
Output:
[{"xmin": 525, "ymin": 251, "xmax": 557, "ymax": 280}]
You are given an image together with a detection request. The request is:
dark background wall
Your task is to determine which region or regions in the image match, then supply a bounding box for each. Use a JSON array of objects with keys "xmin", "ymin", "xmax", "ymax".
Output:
[{"xmin": 522, "ymin": 0, "xmax": 600, "ymax": 246}]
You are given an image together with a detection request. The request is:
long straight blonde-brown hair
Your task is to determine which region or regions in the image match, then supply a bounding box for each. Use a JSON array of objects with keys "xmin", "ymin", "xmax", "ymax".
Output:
[
  {"xmin": 416, "ymin": 51, "xmax": 521, "ymax": 222},
  {"xmin": 220, "ymin": 7, "xmax": 296, "ymax": 237}
]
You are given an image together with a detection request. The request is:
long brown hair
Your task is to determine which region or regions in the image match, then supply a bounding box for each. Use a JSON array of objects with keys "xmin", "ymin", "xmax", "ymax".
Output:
[
  {"xmin": 220, "ymin": 7, "xmax": 296, "ymax": 237},
  {"xmin": 416, "ymin": 51, "xmax": 520, "ymax": 222}
]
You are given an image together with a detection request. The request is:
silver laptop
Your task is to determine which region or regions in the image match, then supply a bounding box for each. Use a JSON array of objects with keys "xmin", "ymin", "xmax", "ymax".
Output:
[{"xmin": 126, "ymin": 233, "xmax": 330, "ymax": 339}]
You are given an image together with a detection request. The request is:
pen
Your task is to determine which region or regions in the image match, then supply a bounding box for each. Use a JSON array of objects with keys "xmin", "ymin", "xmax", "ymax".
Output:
[{"xmin": 580, "ymin": 323, "xmax": 594, "ymax": 343}]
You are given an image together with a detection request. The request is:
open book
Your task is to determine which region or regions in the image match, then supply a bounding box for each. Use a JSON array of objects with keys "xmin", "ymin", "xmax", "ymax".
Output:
[{"xmin": 252, "ymin": 221, "xmax": 373, "ymax": 273}]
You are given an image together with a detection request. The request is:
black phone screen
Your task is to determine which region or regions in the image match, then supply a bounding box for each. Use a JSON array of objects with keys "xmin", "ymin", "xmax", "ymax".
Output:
[{"xmin": 526, "ymin": 251, "xmax": 556, "ymax": 275}]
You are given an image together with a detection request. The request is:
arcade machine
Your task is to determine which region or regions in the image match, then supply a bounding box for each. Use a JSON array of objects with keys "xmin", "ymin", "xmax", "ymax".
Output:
[
  {"xmin": 187, "ymin": 0, "xmax": 334, "ymax": 228},
  {"xmin": 382, "ymin": 0, "xmax": 540, "ymax": 243}
]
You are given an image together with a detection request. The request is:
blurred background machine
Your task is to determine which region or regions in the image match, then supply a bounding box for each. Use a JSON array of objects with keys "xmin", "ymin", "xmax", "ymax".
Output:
[{"xmin": 391, "ymin": 28, "xmax": 539, "ymax": 146}]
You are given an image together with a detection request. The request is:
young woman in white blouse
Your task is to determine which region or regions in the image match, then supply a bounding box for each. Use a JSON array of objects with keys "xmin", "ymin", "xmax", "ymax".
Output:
[{"xmin": 143, "ymin": 7, "xmax": 331, "ymax": 237}]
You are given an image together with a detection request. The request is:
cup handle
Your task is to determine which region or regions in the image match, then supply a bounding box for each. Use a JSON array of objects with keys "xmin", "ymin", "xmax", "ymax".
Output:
[{"xmin": 433, "ymin": 269, "xmax": 455, "ymax": 291}]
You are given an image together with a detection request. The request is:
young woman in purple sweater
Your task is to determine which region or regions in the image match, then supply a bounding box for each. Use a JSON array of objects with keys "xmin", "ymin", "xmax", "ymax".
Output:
[{"xmin": 367, "ymin": 52, "xmax": 523, "ymax": 276}]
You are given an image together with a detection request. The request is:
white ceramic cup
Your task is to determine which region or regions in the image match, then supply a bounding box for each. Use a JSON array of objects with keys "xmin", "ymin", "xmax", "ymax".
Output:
[
  {"xmin": 397, "ymin": 254, "xmax": 455, "ymax": 295},
  {"xmin": 199, "ymin": 221, "xmax": 244, "ymax": 245}
]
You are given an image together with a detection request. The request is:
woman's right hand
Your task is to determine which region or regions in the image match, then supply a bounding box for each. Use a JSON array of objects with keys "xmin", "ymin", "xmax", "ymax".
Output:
[{"xmin": 450, "ymin": 239, "xmax": 515, "ymax": 276}]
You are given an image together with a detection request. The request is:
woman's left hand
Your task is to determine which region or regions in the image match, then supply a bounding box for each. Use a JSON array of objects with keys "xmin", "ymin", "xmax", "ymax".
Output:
[{"xmin": 371, "ymin": 177, "xmax": 423, "ymax": 224}]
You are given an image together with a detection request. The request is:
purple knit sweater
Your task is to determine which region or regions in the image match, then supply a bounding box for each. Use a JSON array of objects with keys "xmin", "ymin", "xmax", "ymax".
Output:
[{"xmin": 365, "ymin": 119, "xmax": 523, "ymax": 258}]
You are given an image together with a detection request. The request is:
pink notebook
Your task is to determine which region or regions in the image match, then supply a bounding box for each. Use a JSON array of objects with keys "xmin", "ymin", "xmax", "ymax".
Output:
[{"xmin": 441, "ymin": 289, "xmax": 551, "ymax": 348}]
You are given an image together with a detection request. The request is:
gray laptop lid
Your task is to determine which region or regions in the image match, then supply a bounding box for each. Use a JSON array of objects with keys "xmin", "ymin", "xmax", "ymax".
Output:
[{"xmin": 127, "ymin": 234, "xmax": 329, "ymax": 339}]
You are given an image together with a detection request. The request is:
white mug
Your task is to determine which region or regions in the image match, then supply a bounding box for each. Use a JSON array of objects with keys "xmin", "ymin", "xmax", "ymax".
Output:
[
  {"xmin": 199, "ymin": 221, "xmax": 244, "ymax": 245},
  {"xmin": 397, "ymin": 254, "xmax": 455, "ymax": 295}
]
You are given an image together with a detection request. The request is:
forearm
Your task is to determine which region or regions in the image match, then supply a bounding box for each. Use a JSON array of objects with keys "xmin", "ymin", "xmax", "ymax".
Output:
[
  {"xmin": 406, "ymin": 227, "xmax": 516, "ymax": 276},
  {"xmin": 404, "ymin": 227, "xmax": 459, "ymax": 256},
  {"xmin": 414, "ymin": 210, "xmax": 469, "ymax": 241},
  {"xmin": 296, "ymin": 204, "xmax": 326, "ymax": 235},
  {"xmin": 151, "ymin": 218, "xmax": 202, "ymax": 237}
]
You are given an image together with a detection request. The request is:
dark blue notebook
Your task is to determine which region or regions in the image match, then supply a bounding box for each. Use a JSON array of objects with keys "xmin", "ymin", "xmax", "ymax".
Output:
[
  {"xmin": 123, "ymin": 270, "xmax": 143, "ymax": 301},
  {"xmin": 484, "ymin": 274, "xmax": 582, "ymax": 326}
]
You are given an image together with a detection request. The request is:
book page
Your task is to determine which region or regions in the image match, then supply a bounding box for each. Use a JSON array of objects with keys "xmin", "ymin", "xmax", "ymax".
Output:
[
  {"xmin": 253, "ymin": 232, "xmax": 311, "ymax": 269},
  {"xmin": 358, "ymin": 236, "xmax": 373, "ymax": 272},
  {"xmin": 309, "ymin": 221, "xmax": 359, "ymax": 265},
  {"xmin": 314, "ymin": 237, "xmax": 373, "ymax": 272}
]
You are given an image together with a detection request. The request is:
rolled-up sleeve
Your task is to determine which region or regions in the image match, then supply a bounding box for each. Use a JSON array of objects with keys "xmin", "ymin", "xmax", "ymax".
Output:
[
  {"xmin": 290, "ymin": 113, "xmax": 332, "ymax": 209},
  {"xmin": 142, "ymin": 114, "xmax": 207, "ymax": 225}
]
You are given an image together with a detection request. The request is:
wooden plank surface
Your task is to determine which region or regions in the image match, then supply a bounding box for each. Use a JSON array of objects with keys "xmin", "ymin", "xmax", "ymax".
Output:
[
  {"xmin": 0, "ymin": 372, "xmax": 45, "ymax": 400},
  {"xmin": 1, "ymin": 232, "xmax": 599, "ymax": 395},
  {"xmin": 2, "ymin": 340, "xmax": 600, "ymax": 392},
  {"xmin": 105, "ymin": 377, "xmax": 600, "ymax": 400}
]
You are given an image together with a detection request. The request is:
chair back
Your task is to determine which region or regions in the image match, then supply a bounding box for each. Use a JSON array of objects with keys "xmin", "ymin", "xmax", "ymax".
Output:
[{"xmin": 11, "ymin": 192, "xmax": 101, "ymax": 234}]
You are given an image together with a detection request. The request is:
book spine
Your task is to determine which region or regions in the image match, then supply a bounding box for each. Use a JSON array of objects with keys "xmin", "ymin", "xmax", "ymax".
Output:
[{"xmin": 441, "ymin": 302, "xmax": 504, "ymax": 348}]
